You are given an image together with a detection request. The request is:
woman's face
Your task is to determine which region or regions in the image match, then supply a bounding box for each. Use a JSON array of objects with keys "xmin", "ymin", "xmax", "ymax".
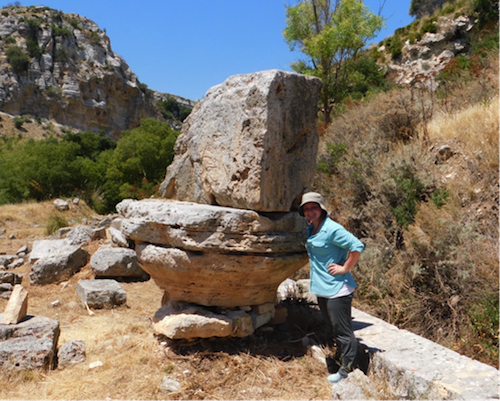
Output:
[{"xmin": 302, "ymin": 202, "xmax": 322, "ymax": 225}]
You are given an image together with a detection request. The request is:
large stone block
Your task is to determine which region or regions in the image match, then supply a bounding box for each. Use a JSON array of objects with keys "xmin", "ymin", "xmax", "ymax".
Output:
[
  {"xmin": 160, "ymin": 69, "xmax": 322, "ymax": 212},
  {"xmin": 76, "ymin": 279, "xmax": 127, "ymax": 309},
  {"xmin": 0, "ymin": 314, "xmax": 60, "ymax": 370},
  {"xmin": 117, "ymin": 199, "xmax": 307, "ymax": 254},
  {"xmin": 152, "ymin": 302, "xmax": 233, "ymax": 339},
  {"xmin": 90, "ymin": 246, "xmax": 149, "ymax": 279},
  {"xmin": 30, "ymin": 246, "xmax": 89, "ymax": 285},
  {"xmin": 136, "ymin": 243, "xmax": 307, "ymax": 307}
]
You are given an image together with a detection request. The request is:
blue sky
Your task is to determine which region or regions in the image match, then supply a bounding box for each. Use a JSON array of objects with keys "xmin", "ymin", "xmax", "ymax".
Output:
[{"xmin": 13, "ymin": 1, "xmax": 414, "ymax": 101}]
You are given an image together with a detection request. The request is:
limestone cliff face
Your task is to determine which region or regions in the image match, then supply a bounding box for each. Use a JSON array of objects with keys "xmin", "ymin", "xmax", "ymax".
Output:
[{"xmin": 0, "ymin": 5, "xmax": 191, "ymax": 138}]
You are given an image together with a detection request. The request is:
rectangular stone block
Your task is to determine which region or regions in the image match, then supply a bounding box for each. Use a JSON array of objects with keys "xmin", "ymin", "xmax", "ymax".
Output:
[{"xmin": 1, "ymin": 284, "xmax": 28, "ymax": 324}]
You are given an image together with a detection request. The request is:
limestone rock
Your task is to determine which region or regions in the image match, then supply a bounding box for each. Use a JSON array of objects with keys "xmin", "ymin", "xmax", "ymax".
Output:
[
  {"xmin": 226, "ymin": 310, "xmax": 254, "ymax": 337},
  {"xmin": 108, "ymin": 227, "xmax": 129, "ymax": 247},
  {"xmin": 90, "ymin": 247, "xmax": 149, "ymax": 280},
  {"xmin": 76, "ymin": 279, "xmax": 126, "ymax": 309},
  {"xmin": 54, "ymin": 199, "xmax": 69, "ymax": 211},
  {"xmin": 0, "ymin": 283, "xmax": 13, "ymax": 299},
  {"xmin": 0, "ymin": 314, "xmax": 60, "ymax": 370},
  {"xmin": 277, "ymin": 278, "xmax": 298, "ymax": 301},
  {"xmin": 117, "ymin": 199, "xmax": 307, "ymax": 254},
  {"xmin": 137, "ymin": 243, "xmax": 307, "ymax": 307},
  {"xmin": 1, "ymin": 285, "xmax": 28, "ymax": 324},
  {"xmin": 30, "ymin": 246, "xmax": 89, "ymax": 285},
  {"xmin": 159, "ymin": 376, "xmax": 181, "ymax": 393},
  {"xmin": 64, "ymin": 225, "xmax": 94, "ymax": 246},
  {"xmin": 152, "ymin": 302, "xmax": 233, "ymax": 339},
  {"xmin": 386, "ymin": 15, "xmax": 475, "ymax": 90},
  {"xmin": 331, "ymin": 369, "xmax": 381, "ymax": 400},
  {"xmin": 0, "ymin": 255, "xmax": 16, "ymax": 268},
  {"xmin": 160, "ymin": 69, "xmax": 321, "ymax": 212},
  {"xmin": 30, "ymin": 239, "xmax": 68, "ymax": 262},
  {"xmin": 0, "ymin": 6, "xmax": 193, "ymax": 138},
  {"xmin": 58, "ymin": 340, "xmax": 86, "ymax": 368}
]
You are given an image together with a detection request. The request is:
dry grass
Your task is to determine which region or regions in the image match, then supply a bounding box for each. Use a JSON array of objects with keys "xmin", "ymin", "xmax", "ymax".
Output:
[
  {"xmin": 313, "ymin": 54, "xmax": 499, "ymax": 367},
  {"xmin": 0, "ymin": 274, "xmax": 336, "ymax": 400},
  {"xmin": 0, "ymin": 200, "xmax": 98, "ymax": 255},
  {"xmin": 0, "ymin": 111, "xmax": 70, "ymax": 141},
  {"xmin": 427, "ymin": 97, "xmax": 499, "ymax": 144},
  {"xmin": 0, "ymin": 201, "xmax": 338, "ymax": 400}
]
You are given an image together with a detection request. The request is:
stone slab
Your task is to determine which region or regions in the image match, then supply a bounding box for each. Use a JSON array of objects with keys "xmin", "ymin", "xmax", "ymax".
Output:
[{"xmin": 352, "ymin": 308, "xmax": 500, "ymax": 400}]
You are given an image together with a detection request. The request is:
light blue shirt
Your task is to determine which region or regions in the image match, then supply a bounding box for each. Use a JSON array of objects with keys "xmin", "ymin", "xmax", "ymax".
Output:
[{"xmin": 305, "ymin": 217, "xmax": 365, "ymax": 297}]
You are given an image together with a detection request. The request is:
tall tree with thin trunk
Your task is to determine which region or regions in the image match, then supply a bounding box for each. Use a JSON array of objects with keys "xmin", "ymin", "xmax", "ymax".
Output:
[{"xmin": 283, "ymin": 0, "xmax": 384, "ymax": 124}]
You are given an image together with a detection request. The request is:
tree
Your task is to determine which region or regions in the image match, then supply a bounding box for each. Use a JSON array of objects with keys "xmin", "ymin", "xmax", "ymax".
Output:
[{"xmin": 283, "ymin": 0, "xmax": 384, "ymax": 123}]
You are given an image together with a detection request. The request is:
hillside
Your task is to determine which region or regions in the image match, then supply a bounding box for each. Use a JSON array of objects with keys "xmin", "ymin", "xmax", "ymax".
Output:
[{"xmin": 0, "ymin": 5, "xmax": 192, "ymax": 139}]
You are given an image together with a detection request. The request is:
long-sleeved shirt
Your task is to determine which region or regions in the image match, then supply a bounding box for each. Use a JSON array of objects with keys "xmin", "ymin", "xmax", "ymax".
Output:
[{"xmin": 305, "ymin": 216, "xmax": 365, "ymax": 297}]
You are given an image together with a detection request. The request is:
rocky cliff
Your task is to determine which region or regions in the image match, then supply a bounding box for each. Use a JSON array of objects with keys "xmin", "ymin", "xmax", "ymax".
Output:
[{"xmin": 0, "ymin": 5, "xmax": 192, "ymax": 138}]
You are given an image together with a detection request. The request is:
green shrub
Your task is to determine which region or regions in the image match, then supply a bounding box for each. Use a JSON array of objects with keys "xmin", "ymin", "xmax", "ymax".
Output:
[
  {"xmin": 45, "ymin": 86, "xmax": 62, "ymax": 98},
  {"xmin": 89, "ymin": 31, "xmax": 101, "ymax": 45},
  {"xmin": 474, "ymin": 0, "xmax": 500, "ymax": 28},
  {"xmin": 4, "ymin": 35, "xmax": 16, "ymax": 44},
  {"xmin": 467, "ymin": 295, "xmax": 499, "ymax": 360},
  {"xmin": 317, "ymin": 142, "xmax": 347, "ymax": 175},
  {"xmin": 420, "ymin": 17, "xmax": 438, "ymax": 34},
  {"xmin": 51, "ymin": 24, "xmax": 71, "ymax": 37},
  {"xmin": 6, "ymin": 46, "xmax": 30, "ymax": 73},
  {"xmin": 13, "ymin": 117, "xmax": 25, "ymax": 129},
  {"xmin": 68, "ymin": 18, "xmax": 81, "ymax": 30},
  {"xmin": 430, "ymin": 188, "xmax": 449, "ymax": 208},
  {"xmin": 45, "ymin": 213, "xmax": 68, "ymax": 235}
]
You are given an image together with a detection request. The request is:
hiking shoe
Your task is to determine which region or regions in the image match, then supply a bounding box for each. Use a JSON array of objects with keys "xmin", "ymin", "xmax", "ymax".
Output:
[{"xmin": 327, "ymin": 373, "xmax": 344, "ymax": 383}]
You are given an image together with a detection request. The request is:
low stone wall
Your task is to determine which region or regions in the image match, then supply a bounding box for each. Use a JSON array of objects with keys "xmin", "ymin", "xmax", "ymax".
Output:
[{"xmin": 352, "ymin": 308, "xmax": 499, "ymax": 400}]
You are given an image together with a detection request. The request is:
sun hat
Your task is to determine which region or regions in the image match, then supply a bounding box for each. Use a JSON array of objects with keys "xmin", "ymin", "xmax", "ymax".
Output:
[{"xmin": 298, "ymin": 192, "xmax": 328, "ymax": 216}]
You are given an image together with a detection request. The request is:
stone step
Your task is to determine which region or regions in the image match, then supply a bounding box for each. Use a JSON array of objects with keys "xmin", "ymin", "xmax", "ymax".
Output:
[{"xmin": 352, "ymin": 308, "xmax": 499, "ymax": 400}]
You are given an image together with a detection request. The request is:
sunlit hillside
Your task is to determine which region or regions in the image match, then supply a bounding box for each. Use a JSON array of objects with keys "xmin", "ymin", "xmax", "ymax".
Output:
[{"xmin": 312, "ymin": 52, "xmax": 499, "ymax": 366}]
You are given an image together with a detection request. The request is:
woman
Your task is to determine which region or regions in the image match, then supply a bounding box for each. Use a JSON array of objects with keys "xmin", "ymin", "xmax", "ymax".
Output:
[{"xmin": 298, "ymin": 192, "xmax": 365, "ymax": 384}]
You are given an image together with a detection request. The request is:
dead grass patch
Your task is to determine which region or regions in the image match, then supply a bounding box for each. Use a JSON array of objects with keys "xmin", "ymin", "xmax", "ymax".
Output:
[{"xmin": 0, "ymin": 201, "xmax": 338, "ymax": 400}]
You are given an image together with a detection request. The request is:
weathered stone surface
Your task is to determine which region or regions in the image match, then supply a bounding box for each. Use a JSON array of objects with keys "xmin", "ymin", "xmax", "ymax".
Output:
[
  {"xmin": 0, "ymin": 255, "xmax": 16, "ymax": 267},
  {"xmin": 226, "ymin": 310, "xmax": 254, "ymax": 337},
  {"xmin": 76, "ymin": 279, "xmax": 126, "ymax": 309},
  {"xmin": 0, "ymin": 271, "xmax": 23, "ymax": 285},
  {"xmin": 108, "ymin": 227, "xmax": 129, "ymax": 247},
  {"xmin": 117, "ymin": 199, "xmax": 307, "ymax": 254},
  {"xmin": 30, "ymin": 247, "xmax": 89, "ymax": 285},
  {"xmin": 64, "ymin": 225, "xmax": 94, "ymax": 246},
  {"xmin": 160, "ymin": 69, "xmax": 321, "ymax": 212},
  {"xmin": 386, "ymin": 15, "xmax": 475, "ymax": 90},
  {"xmin": 1, "ymin": 285, "xmax": 28, "ymax": 324},
  {"xmin": 331, "ymin": 369, "xmax": 382, "ymax": 400},
  {"xmin": 277, "ymin": 278, "xmax": 298, "ymax": 301},
  {"xmin": 58, "ymin": 340, "xmax": 86, "ymax": 368},
  {"xmin": 90, "ymin": 247, "xmax": 149, "ymax": 279},
  {"xmin": 0, "ymin": 7, "xmax": 193, "ymax": 138},
  {"xmin": 0, "ymin": 314, "xmax": 60, "ymax": 370},
  {"xmin": 54, "ymin": 198, "xmax": 69, "ymax": 211},
  {"xmin": 152, "ymin": 302, "xmax": 233, "ymax": 339},
  {"xmin": 137, "ymin": 243, "xmax": 307, "ymax": 307},
  {"xmin": 159, "ymin": 376, "xmax": 181, "ymax": 393},
  {"xmin": 30, "ymin": 239, "xmax": 67, "ymax": 262},
  {"xmin": 7, "ymin": 258, "xmax": 24, "ymax": 269}
]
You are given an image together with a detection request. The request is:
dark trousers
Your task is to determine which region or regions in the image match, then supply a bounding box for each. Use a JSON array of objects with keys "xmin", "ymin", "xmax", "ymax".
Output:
[{"xmin": 317, "ymin": 294, "xmax": 359, "ymax": 377}]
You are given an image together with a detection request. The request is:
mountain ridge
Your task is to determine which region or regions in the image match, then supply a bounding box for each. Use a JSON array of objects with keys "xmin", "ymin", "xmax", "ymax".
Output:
[{"xmin": 0, "ymin": 5, "xmax": 193, "ymax": 138}]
